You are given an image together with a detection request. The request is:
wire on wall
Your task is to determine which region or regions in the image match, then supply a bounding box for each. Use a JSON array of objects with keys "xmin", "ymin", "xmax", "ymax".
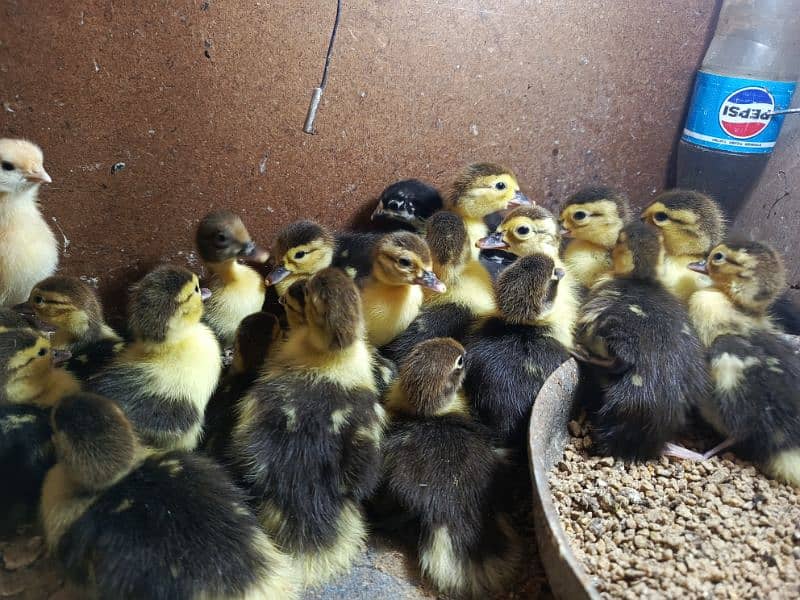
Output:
[{"xmin": 303, "ymin": 0, "xmax": 343, "ymax": 134}]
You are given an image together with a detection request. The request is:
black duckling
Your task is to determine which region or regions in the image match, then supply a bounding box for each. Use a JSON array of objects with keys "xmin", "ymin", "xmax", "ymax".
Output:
[
  {"xmin": 19, "ymin": 275, "xmax": 123, "ymax": 380},
  {"xmin": 574, "ymin": 221, "xmax": 711, "ymax": 461},
  {"xmin": 87, "ymin": 265, "xmax": 221, "ymax": 451},
  {"xmin": 230, "ymin": 267, "xmax": 386, "ymax": 586},
  {"xmin": 559, "ymin": 186, "xmax": 630, "ymax": 288},
  {"xmin": 464, "ymin": 255, "xmax": 571, "ymax": 450},
  {"xmin": 687, "ymin": 241, "xmax": 800, "ymax": 485},
  {"xmin": 380, "ymin": 337, "xmax": 521, "ymax": 598},
  {"xmin": 370, "ymin": 178, "xmax": 443, "ymax": 233},
  {"xmin": 40, "ymin": 392, "xmax": 297, "ymax": 599},
  {"xmin": 641, "ymin": 189, "xmax": 726, "ymax": 302},
  {"xmin": 196, "ymin": 210, "xmax": 270, "ymax": 347}
]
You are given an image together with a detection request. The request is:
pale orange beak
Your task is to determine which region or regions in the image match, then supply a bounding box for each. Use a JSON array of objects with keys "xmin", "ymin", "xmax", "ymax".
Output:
[{"xmin": 25, "ymin": 168, "xmax": 52, "ymax": 184}]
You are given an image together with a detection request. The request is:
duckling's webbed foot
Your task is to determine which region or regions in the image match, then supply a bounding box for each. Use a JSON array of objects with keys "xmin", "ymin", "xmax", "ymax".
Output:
[
  {"xmin": 701, "ymin": 437, "xmax": 736, "ymax": 460},
  {"xmin": 662, "ymin": 442, "xmax": 707, "ymax": 462}
]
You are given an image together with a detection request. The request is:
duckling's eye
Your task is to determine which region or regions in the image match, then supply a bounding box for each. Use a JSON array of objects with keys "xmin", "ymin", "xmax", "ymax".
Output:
[
  {"xmin": 38, "ymin": 348, "xmax": 47, "ymax": 357},
  {"xmin": 294, "ymin": 251, "xmax": 306, "ymax": 260},
  {"xmin": 34, "ymin": 295, "xmax": 44, "ymax": 305},
  {"xmin": 195, "ymin": 285, "xmax": 200, "ymax": 293},
  {"xmin": 654, "ymin": 211, "xmax": 669, "ymax": 223},
  {"xmin": 516, "ymin": 226, "xmax": 530, "ymax": 236},
  {"xmin": 495, "ymin": 181, "xmax": 507, "ymax": 191},
  {"xmin": 573, "ymin": 211, "xmax": 587, "ymax": 221},
  {"xmin": 712, "ymin": 252, "xmax": 725, "ymax": 262},
  {"xmin": 397, "ymin": 257, "xmax": 412, "ymax": 268},
  {"xmin": 1, "ymin": 161, "xmax": 15, "ymax": 171},
  {"xmin": 455, "ymin": 355, "xmax": 464, "ymax": 369},
  {"xmin": 215, "ymin": 233, "xmax": 227, "ymax": 242}
]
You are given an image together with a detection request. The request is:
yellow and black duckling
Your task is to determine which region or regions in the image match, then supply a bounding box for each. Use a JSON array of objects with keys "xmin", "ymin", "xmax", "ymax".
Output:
[
  {"xmin": 379, "ymin": 338, "xmax": 521, "ymax": 598},
  {"xmin": 19, "ymin": 276, "xmax": 123, "ymax": 379},
  {"xmin": 196, "ymin": 210, "xmax": 270, "ymax": 347},
  {"xmin": 559, "ymin": 186, "xmax": 630, "ymax": 288},
  {"xmin": 202, "ymin": 311, "xmax": 282, "ymax": 461},
  {"xmin": 641, "ymin": 189, "xmax": 725, "ymax": 302},
  {"xmin": 230, "ymin": 268, "xmax": 386, "ymax": 586},
  {"xmin": 464, "ymin": 254, "xmax": 572, "ymax": 451},
  {"xmin": 0, "ymin": 138, "xmax": 57, "ymax": 307},
  {"xmin": 380, "ymin": 211, "xmax": 484, "ymax": 362},
  {"xmin": 41, "ymin": 392, "xmax": 297, "ymax": 599},
  {"xmin": 448, "ymin": 162, "xmax": 531, "ymax": 261},
  {"xmin": 361, "ymin": 231, "xmax": 446, "ymax": 347},
  {"xmin": 574, "ymin": 221, "xmax": 710, "ymax": 461},
  {"xmin": 370, "ymin": 178, "xmax": 443, "ymax": 233},
  {"xmin": 686, "ymin": 242, "xmax": 800, "ymax": 485},
  {"xmin": 87, "ymin": 265, "xmax": 221, "ymax": 451}
]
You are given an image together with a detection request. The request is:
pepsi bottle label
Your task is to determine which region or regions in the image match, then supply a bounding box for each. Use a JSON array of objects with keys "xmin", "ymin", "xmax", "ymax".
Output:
[{"xmin": 681, "ymin": 71, "xmax": 796, "ymax": 154}]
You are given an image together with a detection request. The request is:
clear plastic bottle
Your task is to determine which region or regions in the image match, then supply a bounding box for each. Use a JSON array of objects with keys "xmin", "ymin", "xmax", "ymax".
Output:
[{"xmin": 676, "ymin": 0, "xmax": 800, "ymax": 218}]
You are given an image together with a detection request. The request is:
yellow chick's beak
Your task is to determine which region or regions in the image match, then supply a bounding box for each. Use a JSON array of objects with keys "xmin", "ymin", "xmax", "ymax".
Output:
[
  {"xmin": 201, "ymin": 288, "xmax": 213, "ymax": 301},
  {"xmin": 687, "ymin": 260, "xmax": 709, "ymax": 275},
  {"xmin": 414, "ymin": 270, "xmax": 446, "ymax": 293},
  {"xmin": 266, "ymin": 265, "xmax": 291, "ymax": 286},
  {"xmin": 476, "ymin": 231, "xmax": 509, "ymax": 250},
  {"xmin": 507, "ymin": 191, "xmax": 532, "ymax": 208},
  {"xmin": 52, "ymin": 348, "xmax": 72, "ymax": 367},
  {"xmin": 239, "ymin": 241, "xmax": 270, "ymax": 264},
  {"xmin": 25, "ymin": 169, "xmax": 52, "ymax": 184},
  {"xmin": 559, "ymin": 225, "xmax": 572, "ymax": 238}
]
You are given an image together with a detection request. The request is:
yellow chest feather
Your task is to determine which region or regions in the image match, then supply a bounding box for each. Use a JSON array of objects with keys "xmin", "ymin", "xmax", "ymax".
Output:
[
  {"xmin": 563, "ymin": 240, "xmax": 611, "ymax": 288},
  {"xmin": 425, "ymin": 259, "xmax": 495, "ymax": 316},
  {"xmin": 361, "ymin": 282, "xmax": 424, "ymax": 347},
  {"xmin": 547, "ymin": 275, "xmax": 580, "ymax": 350},
  {"xmin": 661, "ymin": 255, "xmax": 712, "ymax": 302},
  {"xmin": 6, "ymin": 368, "xmax": 81, "ymax": 407},
  {"xmin": 464, "ymin": 218, "xmax": 490, "ymax": 261},
  {"xmin": 205, "ymin": 264, "xmax": 266, "ymax": 345},
  {"xmin": 688, "ymin": 289, "xmax": 775, "ymax": 347}
]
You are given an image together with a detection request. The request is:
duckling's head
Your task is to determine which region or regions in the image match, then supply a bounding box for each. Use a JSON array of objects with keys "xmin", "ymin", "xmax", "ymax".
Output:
[
  {"xmin": 559, "ymin": 186, "xmax": 630, "ymax": 249},
  {"xmin": 304, "ymin": 268, "xmax": 364, "ymax": 351},
  {"xmin": 51, "ymin": 393, "xmax": 137, "ymax": 491},
  {"xmin": 128, "ymin": 265, "xmax": 206, "ymax": 343},
  {"xmin": 479, "ymin": 205, "xmax": 560, "ymax": 258},
  {"xmin": 267, "ymin": 220, "xmax": 335, "ymax": 287},
  {"xmin": 611, "ymin": 221, "xmax": 664, "ymax": 280},
  {"xmin": 398, "ymin": 337, "xmax": 466, "ymax": 416},
  {"xmin": 0, "ymin": 138, "xmax": 51, "ymax": 194},
  {"xmin": 21, "ymin": 276, "xmax": 104, "ymax": 343},
  {"xmin": 280, "ymin": 279, "xmax": 308, "ymax": 331},
  {"xmin": 196, "ymin": 210, "xmax": 269, "ymax": 264},
  {"xmin": 495, "ymin": 254, "xmax": 565, "ymax": 324},
  {"xmin": 0, "ymin": 329, "xmax": 70, "ymax": 403},
  {"xmin": 0, "ymin": 307, "xmax": 36, "ymax": 332},
  {"xmin": 641, "ymin": 189, "xmax": 725, "ymax": 257},
  {"xmin": 425, "ymin": 211, "xmax": 470, "ymax": 284},
  {"xmin": 448, "ymin": 163, "xmax": 530, "ymax": 219},
  {"xmin": 371, "ymin": 179, "xmax": 443, "ymax": 232},
  {"xmin": 688, "ymin": 241, "xmax": 785, "ymax": 314},
  {"xmin": 372, "ymin": 231, "xmax": 446, "ymax": 292},
  {"xmin": 230, "ymin": 312, "xmax": 282, "ymax": 375}
]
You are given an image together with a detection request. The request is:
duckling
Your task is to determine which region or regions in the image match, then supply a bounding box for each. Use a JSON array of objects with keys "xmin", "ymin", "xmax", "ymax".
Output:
[
  {"xmin": 641, "ymin": 189, "xmax": 725, "ymax": 302},
  {"xmin": 448, "ymin": 162, "xmax": 531, "ymax": 260},
  {"xmin": 464, "ymin": 255, "xmax": 571, "ymax": 450},
  {"xmin": 0, "ymin": 328, "xmax": 79, "ymax": 407},
  {"xmin": 574, "ymin": 221, "xmax": 710, "ymax": 461},
  {"xmin": 87, "ymin": 265, "xmax": 221, "ymax": 451},
  {"xmin": 380, "ymin": 338, "xmax": 521, "ymax": 598},
  {"xmin": 0, "ymin": 139, "xmax": 57, "ymax": 307},
  {"xmin": 370, "ymin": 178, "xmax": 443, "ymax": 232},
  {"xmin": 686, "ymin": 242, "xmax": 800, "ymax": 485},
  {"xmin": 360, "ymin": 231, "xmax": 446, "ymax": 347},
  {"xmin": 559, "ymin": 186, "xmax": 630, "ymax": 288},
  {"xmin": 196, "ymin": 210, "xmax": 270, "ymax": 347},
  {"xmin": 0, "ymin": 306, "xmax": 52, "ymax": 332},
  {"xmin": 202, "ymin": 311, "xmax": 281, "ymax": 461},
  {"xmin": 20, "ymin": 276, "xmax": 123, "ymax": 379},
  {"xmin": 231, "ymin": 268, "xmax": 386, "ymax": 586},
  {"xmin": 41, "ymin": 392, "xmax": 297, "ymax": 599}
]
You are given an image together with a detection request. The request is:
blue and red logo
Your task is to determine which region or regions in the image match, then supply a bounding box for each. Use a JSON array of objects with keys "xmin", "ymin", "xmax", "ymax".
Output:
[{"xmin": 718, "ymin": 87, "xmax": 774, "ymax": 139}]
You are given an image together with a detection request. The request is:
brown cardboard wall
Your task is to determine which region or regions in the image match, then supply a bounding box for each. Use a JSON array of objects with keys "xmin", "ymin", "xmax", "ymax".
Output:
[{"xmin": 3, "ymin": 1, "xmax": 794, "ymax": 307}]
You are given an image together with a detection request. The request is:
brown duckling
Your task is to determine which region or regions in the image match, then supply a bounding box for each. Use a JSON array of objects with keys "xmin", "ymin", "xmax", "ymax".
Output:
[
  {"xmin": 379, "ymin": 338, "xmax": 521, "ymax": 598},
  {"xmin": 231, "ymin": 268, "xmax": 386, "ymax": 586},
  {"xmin": 41, "ymin": 392, "xmax": 297, "ymax": 599},
  {"xmin": 87, "ymin": 265, "xmax": 221, "ymax": 451},
  {"xmin": 19, "ymin": 276, "xmax": 123, "ymax": 379},
  {"xmin": 196, "ymin": 210, "xmax": 269, "ymax": 347},
  {"xmin": 686, "ymin": 242, "xmax": 800, "ymax": 486},
  {"xmin": 448, "ymin": 163, "xmax": 531, "ymax": 260},
  {"xmin": 641, "ymin": 189, "xmax": 725, "ymax": 301},
  {"xmin": 574, "ymin": 222, "xmax": 710, "ymax": 461},
  {"xmin": 360, "ymin": 231, "xmax": 446, "ymax": 347},
  {"xmin": 559, "ymin": 186, "xmax": 630, "ymax": 288}
]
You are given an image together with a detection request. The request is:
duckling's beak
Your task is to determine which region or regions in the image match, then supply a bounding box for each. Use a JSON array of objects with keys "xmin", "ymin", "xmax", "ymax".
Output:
[
  {"xmin": 11, "ymin": 302, "xmax": 57, "ymax": 334},
  {"xmin": 476, "ymin": 232, "xmax": 509, "ymax": 250},
  {"xmin": 415, "ymin": 270, "xmax": 446, "ymax": 293},
  {"xmin": 12, "ymin": 301, "xmax": 36, "ymax": 317},
  {"xmin": 239, "ymin": 241, "xmax": 270, "ymax": 264},
  {"xmin": 201, "ymin": 288, "xmax": 213, "ymax": 301},
  {"xmin": 266, "ymin": 265, "xmax": 291, "ymax": 285},
  {"xmin": 553, "ymin": 267, "xmax": 566, "ymax": 281},
  {"xmin": 507, "ymin": 191, "xmax": 532, "ymax": 208},
  {"xmin": 51, "ymin": 348, "xmax": 72, "ymax": 367},
  {"xmin": 25, "ymin": 168, "xmax": 52, "ymax": 184},
  {"xmin": 688, "ymin": 260, "xmax": 709, "ymax": 275},
  {"xmin": 559, "ymin": 225, "xmax": 572, "ymax": 238}
]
